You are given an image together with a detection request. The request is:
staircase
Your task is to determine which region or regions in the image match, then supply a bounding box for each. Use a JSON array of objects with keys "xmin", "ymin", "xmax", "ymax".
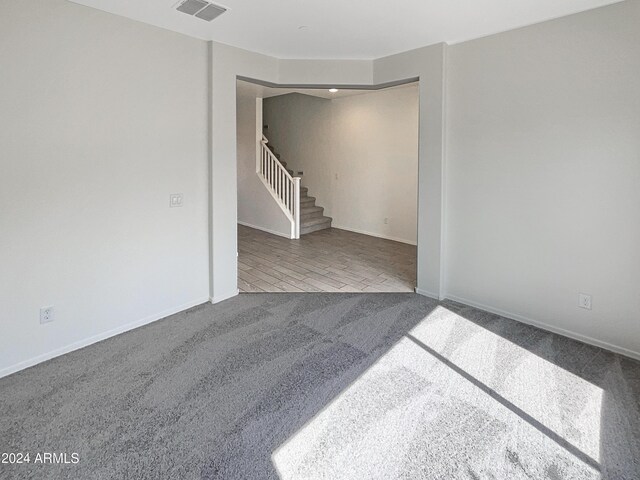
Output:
[
  {"xmin": 259, "ymin": 134, "xmax": 332, "ymax": 237},
  {"xmin": 299, "ymin": 186, "xmax": 332, "ymax": 235}
]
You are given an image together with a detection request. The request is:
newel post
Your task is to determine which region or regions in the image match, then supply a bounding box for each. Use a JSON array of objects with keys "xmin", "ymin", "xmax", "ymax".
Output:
[{"xmin": 293, "ymin": 177, "xmax": 301, "ymax": 239}]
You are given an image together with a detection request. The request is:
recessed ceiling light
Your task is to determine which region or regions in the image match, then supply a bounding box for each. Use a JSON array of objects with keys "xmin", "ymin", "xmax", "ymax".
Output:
[{"xmin": 329, "ymin": 88, "xmax": 339, "ymax": 93}]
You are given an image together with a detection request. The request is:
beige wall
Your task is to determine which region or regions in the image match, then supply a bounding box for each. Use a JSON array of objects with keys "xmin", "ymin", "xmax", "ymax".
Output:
[
  {"xmin": 263, "ymin": 86, "xmax": 419, "ymax": 244},
  {"xmin": 445, "ymin": 0, "xmax": 640, "ymax": 356},
  {"xmin": 0, "ymin": 0, "xmax": 210, "ymax": 375}
]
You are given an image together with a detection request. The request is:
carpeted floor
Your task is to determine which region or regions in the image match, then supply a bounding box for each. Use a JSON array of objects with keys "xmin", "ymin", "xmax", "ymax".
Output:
[{"xmin": 1, "ymin": 293, "xmax": 639, "ymax": 479}]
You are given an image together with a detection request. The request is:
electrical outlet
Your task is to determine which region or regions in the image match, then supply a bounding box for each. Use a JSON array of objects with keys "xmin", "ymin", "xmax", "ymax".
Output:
[
  {"xmin": 170, "ymin": 193, "xmax": 183, "ymax": 208},
  {"xmin": 40, "ymin": 306, "xmax": 55, "ymax": 324},
  {"xmin": 578, "ymin": 293, "xmax": 592, "ymax": 310},
  {"xmin": 384, "ymin": 217, "xmax": 389, "ymax": 225}
]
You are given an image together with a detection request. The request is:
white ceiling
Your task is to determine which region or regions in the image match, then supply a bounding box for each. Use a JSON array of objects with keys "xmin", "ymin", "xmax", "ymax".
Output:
[
  {"xmin": 237, "ymin": 80, "xmax": 418, "ymax": 100},
  {"xmin": 69, "ymin": 0, "xmax": 624, "ymax": 59}
]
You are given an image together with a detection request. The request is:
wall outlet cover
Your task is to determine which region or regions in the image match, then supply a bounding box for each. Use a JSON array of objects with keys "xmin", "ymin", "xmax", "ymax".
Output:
[{"xmin": 40, "ymin": 306, "xmax": 55, "ymax": 324}]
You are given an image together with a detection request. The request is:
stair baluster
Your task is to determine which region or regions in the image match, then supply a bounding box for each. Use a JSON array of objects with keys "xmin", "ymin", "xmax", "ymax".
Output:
[{"xmin": 257, "ymin": 134, "xmax": 332, "ymax": 238}]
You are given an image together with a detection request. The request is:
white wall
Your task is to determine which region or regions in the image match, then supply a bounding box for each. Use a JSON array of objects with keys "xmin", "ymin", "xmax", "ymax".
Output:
[
  {"xmin": 374, "ymin": 44, "xmax": 447, "ymax": 298},
  {"xmin": 331, "ymin": 86, "xmax": 419, "ymax": 244},
  {"xmin": 0, "ymin": 0, "xmax": 210, "ymax": 376},
  {"xmin": 445, "ymin": 0, "xmax": 640, "ymax": 357},
  {"xmin": 209, "ymin": 43, "xmax": 280, "ymax": 302},
  {"xmin": 277, "ymin": 59, "xmax": 374, "ymax": 85},
  {"xmin": 237, "ymin": 93, "xmax": 291, "ymax": 236},
  {"xmin": 263, "ymin": 86, "xmax": 419, "ymax": 244}
]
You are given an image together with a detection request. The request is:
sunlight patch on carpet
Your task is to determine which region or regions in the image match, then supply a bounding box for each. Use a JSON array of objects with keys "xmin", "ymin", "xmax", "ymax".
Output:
[{"xmin": 272, "ymin": 307, "xmax": 603, "ymax": 480}]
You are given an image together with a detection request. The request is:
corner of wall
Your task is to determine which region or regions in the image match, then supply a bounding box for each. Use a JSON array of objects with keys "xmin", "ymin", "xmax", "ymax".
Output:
[{"xmin": 439, "ymin": 41, "xmax": 449, "ymax": 301}]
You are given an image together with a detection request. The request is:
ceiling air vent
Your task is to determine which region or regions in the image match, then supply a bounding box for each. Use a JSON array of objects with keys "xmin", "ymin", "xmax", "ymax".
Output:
[{"xmin": 176, "ymin": 0, "xmax": 227, "ymax": 22}]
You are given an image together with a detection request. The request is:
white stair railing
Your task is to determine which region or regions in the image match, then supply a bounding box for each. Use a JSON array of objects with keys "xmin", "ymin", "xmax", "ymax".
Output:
[{"xmin": 258, "ymin": 134, "xmax": 300, "ymax": 239}]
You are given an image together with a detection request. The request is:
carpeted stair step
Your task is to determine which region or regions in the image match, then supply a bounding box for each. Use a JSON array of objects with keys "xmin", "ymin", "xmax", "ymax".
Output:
[
  {"xmin": 300, "ymin": 186, "xmax": 308, "ymax": 196},
  {"xmin": 301, "ymin": 205, "xmax": 324, "ymax": 221},
  {"xmin": 300, "ymin": 196, "xmax": 316, "ymax": 207},
  {"xmin": 300, "ymin": 215, "xmax": 332, "ymax": 235}
]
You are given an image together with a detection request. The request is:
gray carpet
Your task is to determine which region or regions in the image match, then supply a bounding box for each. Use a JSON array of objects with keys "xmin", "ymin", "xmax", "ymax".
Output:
[{"xmin": 1, "ymin": 293, "xmax": 639, "ymax": 479}]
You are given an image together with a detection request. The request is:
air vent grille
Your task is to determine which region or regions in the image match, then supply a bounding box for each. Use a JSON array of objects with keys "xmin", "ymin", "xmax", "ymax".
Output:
[
  {"xmin": 176, "ymin": 0, "xmax": 207, "ymax": 15},
  {"xmin": 176, "ymin": 0, "xmax": 226, "ymax": 22}
]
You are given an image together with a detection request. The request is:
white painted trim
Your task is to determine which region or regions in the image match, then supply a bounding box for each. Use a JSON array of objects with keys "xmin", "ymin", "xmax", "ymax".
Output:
[
  {"xmin": 211, "ymin": 288, "xmax": 240, "ymax": 304},
  {"xmin": 415, "ymin": 288, "xmax": 440, "ymax": 300},
  {"xmin": 331, "ymin": 225, "xmax": 417, "ymax": 246},
  {"xmin": 444, "ymin": 294, "xmax": 640, "ymax": 361},
  {"xmin": 257, "ymin": 132, "xmax": 297, "ymax": 236},
  {"xmin": 0, "ymin": 296, "xmax": 210, "ymax": 379},
  {"xmin": 256, "ymin": 97, "xmax": 263, "ymax": 174},
  {"xmin": 293, "ymin": 177, "xmax": 301, "ymax": 239},
  {"xmin": 237, "ymin": 221, "xmax": 291, "ymax": 239}
]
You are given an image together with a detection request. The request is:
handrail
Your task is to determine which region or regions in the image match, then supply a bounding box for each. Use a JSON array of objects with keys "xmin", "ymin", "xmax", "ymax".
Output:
[
  {"xmin": 257, "ymin": 134, "xmax": 300, "ymax": 239},
  {"xmin": 260, "ymin": 137, "xmax": 294, "ymax": 183}
]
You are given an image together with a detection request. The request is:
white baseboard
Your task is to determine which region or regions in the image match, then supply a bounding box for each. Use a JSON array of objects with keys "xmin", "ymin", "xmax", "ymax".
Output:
[
  {"xmin": 0, "ymin": 296, "xmax": 210, "ymax": 380},
  {"xmin": 238, "ymin": 221, "xmax": 291, "ymax": 239},
  {"xmin": 331, "ymin": 225, "xmax": 417, "ymax": 246},
  {"xmin": 415, "ymin": 288, "xmax": 440, "ymax": 300},
  {"xmin": 443, "ymin": 294, "xmax": 640, "ymax": 361},
  {"xmin": 211, "ymin": 289, "xmax": 239, "ymax": 304}
]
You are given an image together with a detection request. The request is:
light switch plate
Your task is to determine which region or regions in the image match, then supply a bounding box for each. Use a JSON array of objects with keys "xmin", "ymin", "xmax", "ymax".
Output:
[
  {"xmin": 170, "ymin": 194, "xmax": 183, "ymax": 208},
  {"xmin": 578, "ymin": 293, "xmax": 592, "ymax": 310}
]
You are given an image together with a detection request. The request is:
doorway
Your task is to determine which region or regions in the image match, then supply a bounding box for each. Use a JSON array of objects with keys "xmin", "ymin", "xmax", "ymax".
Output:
[{"xmin": 236, "ymin": 80, "xmax": 419, "ymax": 293}]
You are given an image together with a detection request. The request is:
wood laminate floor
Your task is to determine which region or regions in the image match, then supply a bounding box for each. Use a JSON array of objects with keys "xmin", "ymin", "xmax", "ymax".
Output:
[{"xmin": 237, "ymin": 224, "xmax": 417, "ymax": 293}]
